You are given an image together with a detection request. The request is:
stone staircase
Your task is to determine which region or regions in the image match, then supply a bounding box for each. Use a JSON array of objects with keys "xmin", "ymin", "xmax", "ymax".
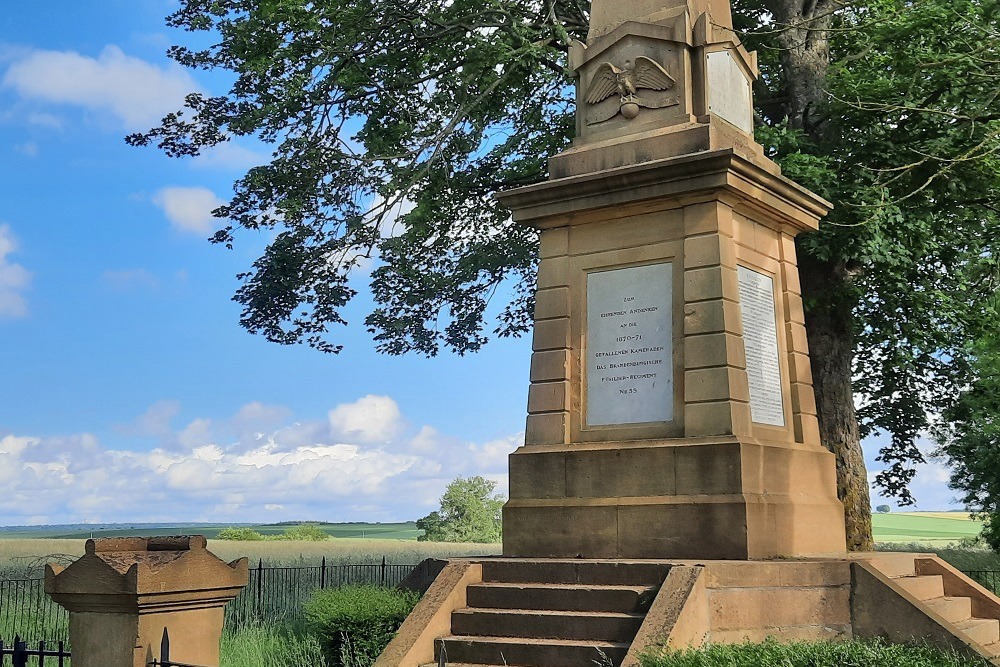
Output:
[
  {"xmin": 878, "ymin": 555, "xmax": 1000, "ymax": 660},
  {"xmin": 425, "ymin": 560, "xmax": 671, "ymax": 667}
]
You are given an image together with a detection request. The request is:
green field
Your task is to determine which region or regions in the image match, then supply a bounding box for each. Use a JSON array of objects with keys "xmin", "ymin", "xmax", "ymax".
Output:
[
  {"xmin": 872, "ymin": 512, "xmax": 983, "ymax": 546},
  {"xmin": 0, "ymin": 521, "xmax": 422, "ymax": 540},
  {"xmin": 0, "ymin": 513, "xmax": 987, "ymax": 547}
]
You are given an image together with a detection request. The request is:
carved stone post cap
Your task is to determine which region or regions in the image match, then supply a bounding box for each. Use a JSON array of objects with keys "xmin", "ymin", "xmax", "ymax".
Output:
[
  {"xmin": 45, "ymin": 534, "xmax": 248, "ymax": 602},
  {"xmin": 85, "ymin": 535, "xmax": 207, "ymax": 555},
  {"xmin": 589, "ymin": 0, "xmax": 733, "ymax": 41}
]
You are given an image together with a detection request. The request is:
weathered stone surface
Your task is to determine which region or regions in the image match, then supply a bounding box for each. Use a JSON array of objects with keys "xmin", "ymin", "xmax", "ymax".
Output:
[{"xmin": 46, "ymin": 536, "xmax": 247, "ymax": 667}]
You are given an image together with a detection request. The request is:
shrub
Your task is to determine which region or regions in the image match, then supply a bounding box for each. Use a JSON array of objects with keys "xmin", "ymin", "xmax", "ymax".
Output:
[
  {"xmin": 304, "ymin": 585, "xmax": 420, "ymax": 667},
  {"xmin": 640, "ymin": 638, "xmax": 987, "ymax": 667},
  {"xmin": 275, "ymin": 524, "xmax": 331, "ymax": 541},
  {"xmin": 877, "ymin": 504, "xmax": 892, "ymax": 513},
  {"xmin": 217, "ymin": 527, "xmax": 265, "ymax": 541}
]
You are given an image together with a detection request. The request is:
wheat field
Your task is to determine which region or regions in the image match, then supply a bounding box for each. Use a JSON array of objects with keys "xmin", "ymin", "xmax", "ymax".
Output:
[{"xmin": 0, "ymin": 537, "xmax": 502, "ymax": 577}]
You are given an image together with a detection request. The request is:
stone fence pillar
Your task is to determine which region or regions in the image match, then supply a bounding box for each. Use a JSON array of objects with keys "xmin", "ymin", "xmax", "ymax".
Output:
[{"xmin": 45, "ymin": 535, "xmax": 248, "ymax": 667}]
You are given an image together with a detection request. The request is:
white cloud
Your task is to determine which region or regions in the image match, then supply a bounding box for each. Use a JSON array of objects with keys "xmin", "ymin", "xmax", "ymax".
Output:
[
  {"xmin": 15, "ymin": 141, "xmax": 38, "ymax": 157},
  {"xmin": 27, "ymin": 112, "xmax": 61, "ymax": 129},
  {"xmin": 0, "ymin": 397, "xmax": 523, "ymax": 525},
  {"xmin": 102, "ymin": 268, "xmax": 159, "ymax": 290},
  {"xmin": 0, "ymin": 224, "xmax": 31, "ymax": 318},
  {"xmin": 866, "ymin": 433, "xmax": 962, "ymax": 511},
  {"xmin": 329, "ymin": 395, "xmax": 405, "ymax": 443},
  {"xmin": 192, "ymin": 142, "xmax": 267, "ymax": 171},
  {"xmin": 228, "ymin": 402, "xmax": 292, "ymax": 435},
  {"xmin": 153, "ymin": 186, "xmax": 225, "ymax": 235},
  {"xmin": 3, "ymin": 45, "xmax": 200, "ymax": 130}
]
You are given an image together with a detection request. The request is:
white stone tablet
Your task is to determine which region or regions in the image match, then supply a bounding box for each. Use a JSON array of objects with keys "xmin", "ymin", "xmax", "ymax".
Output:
[
  {"xmin": 737, "ymin": 266, "xmax": 785, "ymax": 426},
  {"xmin": 707, "ymin": 50, "xmax": 753, "ymax": 134},
  {"xmin": 586, "ymin": 263, "xmax": 673, "ymax": 426}
]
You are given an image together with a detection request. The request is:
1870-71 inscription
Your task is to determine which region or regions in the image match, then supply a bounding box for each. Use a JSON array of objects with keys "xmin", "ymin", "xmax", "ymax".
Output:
[
  {"xmin": 737, "ymin": 266, "xmax": 785, "ymax": 426},
  {"xmin": 586, "ymin": 263, "xmax": 673, "ymax": 426}
]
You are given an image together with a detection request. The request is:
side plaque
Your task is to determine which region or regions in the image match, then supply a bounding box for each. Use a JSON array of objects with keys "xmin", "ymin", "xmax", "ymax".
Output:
[
  {"xmin": 737, "ymin": 266, "xmax": 785, "ymax": 426},
  {"xmin": 586, "ymin": 263, "xmax": 673, "ymax": 426}
]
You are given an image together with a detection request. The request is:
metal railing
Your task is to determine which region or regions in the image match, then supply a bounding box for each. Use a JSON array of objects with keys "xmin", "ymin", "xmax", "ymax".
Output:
[
  {"xmin": 227, "ymin": 556, "xmax": 417, "ymax": 628},
  {"xmin": 0, "ymin": 558, "xmax": 418, "ymax": 643},
  {"xmin": 0, "ymin": 636, "xmax": 70, "ymax": 667}
]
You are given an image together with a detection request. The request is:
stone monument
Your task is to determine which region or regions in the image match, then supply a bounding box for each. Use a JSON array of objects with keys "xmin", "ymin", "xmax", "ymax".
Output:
[
  {"xmin": 497, "ymin": 0, "xmax": 847, "ymax": 560},
  {"xmin": 374, "ymin": 2, "xmax": 1000, "ymax": 663}
]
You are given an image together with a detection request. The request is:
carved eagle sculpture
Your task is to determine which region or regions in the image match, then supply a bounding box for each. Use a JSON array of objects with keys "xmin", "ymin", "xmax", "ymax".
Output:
[{"xmin": 584, "ymin": 56, "xmax": 677, "ymax": 122}]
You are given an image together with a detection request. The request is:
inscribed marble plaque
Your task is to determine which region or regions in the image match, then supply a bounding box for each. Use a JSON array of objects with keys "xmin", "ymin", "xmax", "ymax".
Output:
[
  {"xmin": 586, "ymin": 263, "xmax": 673, "ymax": 426},
  {"xmin": 707, "ymin": 51, "xmax": 753, "ymax": 133},
  {"xmin": 737, "ymin": 266, "xmax": 785, "ymax": 426}
]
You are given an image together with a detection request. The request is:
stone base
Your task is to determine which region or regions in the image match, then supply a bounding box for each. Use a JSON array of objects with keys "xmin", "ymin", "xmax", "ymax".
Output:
[
  {"xmin": 375, "ymin": 553, "xmax": 1000, "ymax": 667},
  {"xmin": 502, "ymin": 437, "xmax": 846, "ymax": 559}
]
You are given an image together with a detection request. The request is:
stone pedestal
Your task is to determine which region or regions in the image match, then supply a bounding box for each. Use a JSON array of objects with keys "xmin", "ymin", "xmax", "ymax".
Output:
[
  {"xmin": 499, "ymin": 147, "xmax": 847, "ymax": 560},
  {"xmin": 45, "ymin": 536, "xmax": 248, "ymax": 667}
]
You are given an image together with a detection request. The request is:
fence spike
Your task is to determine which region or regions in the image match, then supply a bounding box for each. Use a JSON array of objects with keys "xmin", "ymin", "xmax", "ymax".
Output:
[{"xmin": 161, "ymin": 627, "xmax": 170, "ymax": 664}]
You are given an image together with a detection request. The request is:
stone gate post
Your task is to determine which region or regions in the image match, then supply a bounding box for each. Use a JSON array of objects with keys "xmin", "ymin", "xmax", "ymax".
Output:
[{"xmin": 45, "ymin": 535, "xmax": 248, "ymax": 667}]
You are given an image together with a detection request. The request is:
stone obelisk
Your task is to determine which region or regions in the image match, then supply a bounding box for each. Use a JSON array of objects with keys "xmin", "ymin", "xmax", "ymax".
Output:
[{"xmin": 497, "ymin": 0, "xmax": 847, "ymax": 559}]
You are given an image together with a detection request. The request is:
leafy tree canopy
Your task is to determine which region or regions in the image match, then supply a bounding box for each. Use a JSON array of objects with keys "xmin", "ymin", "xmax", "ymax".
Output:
[
  {"xmin": 937, "ymin": 321, "xmax": 1000, "ymax": 551},
  {"xmin": 129, "ymin": 0, "xmax": 1000, "ymax": 514},
  {"xmin": 416, "ymin": 476, "xmax": 504, "ymax": 542}
]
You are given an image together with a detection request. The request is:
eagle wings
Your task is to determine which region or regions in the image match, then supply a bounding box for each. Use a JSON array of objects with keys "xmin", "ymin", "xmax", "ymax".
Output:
[{"xmin": 585, "ymin": 56, "xmax": 676, "ymax": 105}]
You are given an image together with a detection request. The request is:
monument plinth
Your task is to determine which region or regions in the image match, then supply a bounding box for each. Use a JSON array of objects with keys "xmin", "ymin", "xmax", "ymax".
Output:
[{"xmin": 497, "ymin": 0, "xmax": 846, "ymax": 560}]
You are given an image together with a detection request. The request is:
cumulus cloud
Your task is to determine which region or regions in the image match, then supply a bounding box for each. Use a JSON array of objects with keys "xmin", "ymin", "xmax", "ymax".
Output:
[
  {"xmin": 329, "ymin": 395, "xmax": 405, "ymax": 443},
  {"xmin": 153, "ymin": 186, "xmax": 226, "ymax": 235},
  {"xmin": 0, "ymin": 397, "xmax": 523, "ymax": 525},
  {"xmin": 15, "ymin": 141, "xmax": 38, "ymax": 157},
  {"xmin": 0, "ymin": 224, "xmax": 31, "ymax": 318},
  {"xmin": 117, "ymin": 399, "xmax": 181, "ymax": 438},
  {"xmin": 102, "ymin": 268, "xmax": 159, "ymax": 290},
  {"xmin": 192, "ymin": 142, "xmax": 267, "ymax": 171},
  {"xmin": 2, "ymin": 45, "xmax": 200, "ymax": 130}
]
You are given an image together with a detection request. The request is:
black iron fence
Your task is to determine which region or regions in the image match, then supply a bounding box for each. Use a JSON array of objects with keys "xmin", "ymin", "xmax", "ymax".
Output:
[
  {"xmin": 147, "ymin": 629, "xmax": 206, "ymax": 667},
  {"xmin": 226, "ymin": 557, "xmax": 418, "ymax": 628},
  {"xmin": 960, "ymin": 570, "xmax": 1000, "ymax": 593},
  {"xmin": 0, "ymin": 579, "xmax": 68, "ymax": 645},
  {"xmin": 0, "ymin": 637, "xmax": 70, "ymax": 667},
  {"xmin": 0, "ymin": 558, "xmax": 417, "ymax": 644}
]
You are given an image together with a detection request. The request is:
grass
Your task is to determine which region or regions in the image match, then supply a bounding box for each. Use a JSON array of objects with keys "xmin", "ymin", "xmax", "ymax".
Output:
[
  {"xmin": 639, "ymin": 638, "xmax": 990, "ymax": 667},
  {"xmin": 872, "ymin": 513, "xmax": 984, "ymax": 547},
  {"xmin": 221, "ymin": 623, "xmax": 329, "ymax": 667}
]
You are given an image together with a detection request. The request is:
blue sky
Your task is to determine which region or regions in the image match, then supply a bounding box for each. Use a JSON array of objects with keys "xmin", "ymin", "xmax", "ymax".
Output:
[{"xmin": 0, "ymin": 2, "xmax": 958, "ymax": 526}]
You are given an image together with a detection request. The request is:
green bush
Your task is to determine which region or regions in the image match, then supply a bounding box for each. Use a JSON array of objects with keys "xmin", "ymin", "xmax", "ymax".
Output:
[
  {"xmin": 275, "ymin": 524, "xmax": 331, "ymax": 541},
  {"xmin": 217, "ymin": 527, "xmax": 266, "ymax": 541},
  {"xmin": 304, "ymin": 585, "xmax": 419, "ymax": 667},
  {"xmin": 640, "ymin": 638, "xmax": 987, "ymax": 667}
]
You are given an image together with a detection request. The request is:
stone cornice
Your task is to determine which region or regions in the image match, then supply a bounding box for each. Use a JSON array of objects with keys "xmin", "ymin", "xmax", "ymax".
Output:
[{"xmin": 497, "ymin": 149, "xmax": 832, "ymax": 233}]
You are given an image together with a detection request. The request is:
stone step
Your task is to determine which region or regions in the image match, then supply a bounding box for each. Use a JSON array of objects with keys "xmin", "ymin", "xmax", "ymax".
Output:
[
  {"xmin": 894, "ymin": 575, "xmax": 944, "ymax": 600},
  {"xmin": 868, "ymin": 553, "xmax": 917, "ymax": 578},
  {"xmin": 925, "ymin": 596, "xmax": 972, "ymax": 624},
  {"xmin": 480, "ymin": 559, "xmax": 672, "ymax": 586},
  {"xmin": 466, "ymin": 582, "xmax": 655, "ymax": 613},
  {"xmin": 957, "ymin": 618, "xmax": 1000, "ymax": 646},
  {"xmin": 982, "ymin": 640, "xmax": 1000, "ymax": 657},
  {"xmin": 451, "ymin": 608, "xmax": 644, "ymax": 642},
  {"xmin": 435, "ymin": 635, "xmax": 630, "ymax": 667}
]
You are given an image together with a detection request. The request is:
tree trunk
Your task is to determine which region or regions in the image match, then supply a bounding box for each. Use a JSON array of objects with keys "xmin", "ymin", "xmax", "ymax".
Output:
[
  {"xmin": 799, "ymin": 254, "xmax": 874, "ymax": 551},
  {"xmin": 769, "ymin": 0, "xmax": 834, "ymax": 132},
  {"xmin": 766, "ymin": 0, "xmax": 874, "ymax": 550}
]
